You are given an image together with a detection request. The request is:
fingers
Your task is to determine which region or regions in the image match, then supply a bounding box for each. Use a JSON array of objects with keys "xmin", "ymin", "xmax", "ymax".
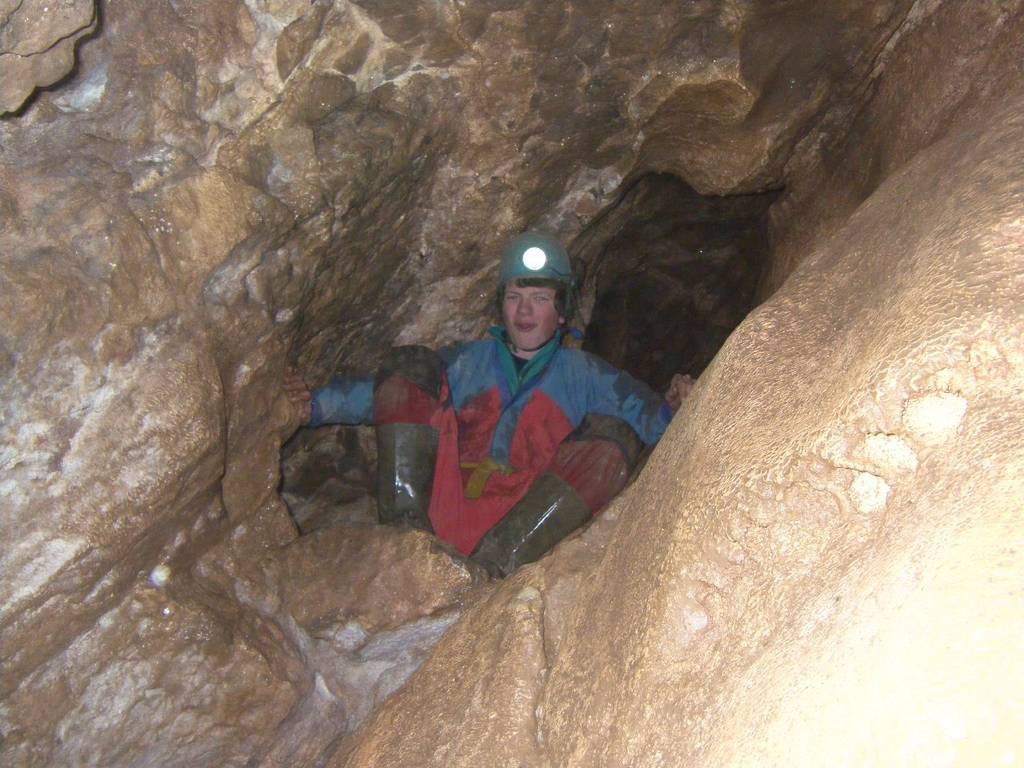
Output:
[
  {"xmin": 665, "ymin": 373, "xmax": 696, "ymax": 413},
  {"xmin": 271, "ymin": 390, "xmax": 313, "ymax": 435},
  {"xmin": 283, "ymin": 366, "xmax": 312, "ymax": 406},
  {"xmin": 664, "ymin": 378, "xmax": 682, "ymax": 412},
  {"xmin": 677, "ymin": 374, "xmax": 695, "ymax": 400},
  {"xmin": 287, "ymin": 391, "xmax": 312, "ymax": 407},
  {"xmin": 284, "ymin": 384, "xmax": 311, "ymax": 404},
  {"xmin": 283, "ymin": 366, "xmax": 306, "ymax": 390}
]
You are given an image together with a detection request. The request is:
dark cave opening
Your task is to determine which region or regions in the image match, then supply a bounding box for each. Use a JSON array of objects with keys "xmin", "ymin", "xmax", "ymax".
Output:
[
  {"xmin": 579, "ymin": 174, "xmax": 778, "ymax": 392},
  {"xmin": 281, "ymin": 423, "xmax": 377, "ymax": 534}
]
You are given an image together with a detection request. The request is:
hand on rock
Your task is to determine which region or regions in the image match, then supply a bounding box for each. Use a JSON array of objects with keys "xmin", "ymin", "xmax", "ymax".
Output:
[
  {"xmin": 282, "ymin": 366, "xmax": 313, "ymax": 426},
  {"xmin": 665, "ymin": 373, "xmax": 696, "ymax": 413}
]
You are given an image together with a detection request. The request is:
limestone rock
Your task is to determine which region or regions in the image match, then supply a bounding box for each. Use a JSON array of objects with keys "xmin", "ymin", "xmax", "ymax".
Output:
[
  {"xmin": 0, "ymin": 0, "xmax": 96, "ymax": 114},
  {"xmin": 189, "ymin": 519, "xmax": 492, "ymax": 765},
  {"xmin": 338, "ymin": 485, "xmax": 628, "ymax": 768},
  {"xmin": 0, "ymin": 579, "xmax": 298, "ymax": 767},
  {"xmin": 243, "ymin": 524, "xmax": 485, "ymax": 636}
]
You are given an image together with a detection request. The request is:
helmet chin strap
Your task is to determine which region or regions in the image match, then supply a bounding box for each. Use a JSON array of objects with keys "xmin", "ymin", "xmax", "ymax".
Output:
[{"xmin": 511, "ymin": 341, "xmax": 544, "ymax": 356}]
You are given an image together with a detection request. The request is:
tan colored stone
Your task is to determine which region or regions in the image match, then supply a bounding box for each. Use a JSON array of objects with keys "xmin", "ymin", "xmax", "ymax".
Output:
[
  {"xmin": 0, "ymin": 0, "xmax": 96, "ymax": 113},
  {"xmin": 855, "ymin": 433, "xmax": 919, "ymax": 476},
  {"xmin": 0, "ymin": 580, "xmax": 298, "ymax": 767},
  {"xmin": 137, "ymin": 168, "xmax": 295, "ymax": 298},
  {"xmin": 262, "ymin": 525, "xmax": 485, "ymax": 635},
  {"xmin": 903, "ymin": 392, "xmax": 968, "ymax": 447},
  {"xmin": 178, "ymin": 518, "xmax": 491, "ymax": 765},
  {"xmin": 849, "ymin": 471, "xmax": 891, "ymax": 515},
  {"xmin": 338, "ymin": 571, "xmax": 547, "ymax": 768}
]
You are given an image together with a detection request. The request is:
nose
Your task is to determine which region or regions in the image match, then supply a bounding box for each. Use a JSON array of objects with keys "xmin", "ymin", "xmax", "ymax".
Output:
[{"xmin": 516, "ymin": 299, "xmax": 533, "ymax": 317}]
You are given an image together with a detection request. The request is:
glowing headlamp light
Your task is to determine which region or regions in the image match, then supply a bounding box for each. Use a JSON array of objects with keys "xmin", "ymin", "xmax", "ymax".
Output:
[{"xmin": 522, "ymin": 246, "xmax": 547, "ymax": 271}]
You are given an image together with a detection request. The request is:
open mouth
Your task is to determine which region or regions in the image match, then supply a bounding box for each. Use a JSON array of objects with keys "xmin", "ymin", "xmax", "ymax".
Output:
[{"xmin": 515, "ymin": 323, "xmax": 537, "ymax": 332}]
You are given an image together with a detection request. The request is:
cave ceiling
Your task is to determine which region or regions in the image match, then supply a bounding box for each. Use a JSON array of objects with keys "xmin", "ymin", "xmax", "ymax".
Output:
[{"xmin": 2, "ymin": 0, "xmax": 918, "ymax": 372}]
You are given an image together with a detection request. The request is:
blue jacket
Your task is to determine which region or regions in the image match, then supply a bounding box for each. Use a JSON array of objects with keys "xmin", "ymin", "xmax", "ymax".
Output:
[{"xmin": 310, "ymin": 329, "xmax": 672, "ymax": 464}]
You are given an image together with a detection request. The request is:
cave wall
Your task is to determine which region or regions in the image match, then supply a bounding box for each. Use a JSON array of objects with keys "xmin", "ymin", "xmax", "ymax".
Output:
[
  {"xmin": 764, "ymin": 1, "xmax": 1024, "ymax": 295},
  {"xmin": 3, "ymin": 0, "xmax": 1020, "ymax": 765},
  {"xmin": 0, "ymin": 0, "xmax": 97, "ymax": 113}
]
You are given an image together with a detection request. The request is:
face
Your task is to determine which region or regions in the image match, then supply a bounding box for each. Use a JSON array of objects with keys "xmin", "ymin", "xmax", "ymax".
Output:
[{"xmin": 501, "ymin": 282, "xmax": 565, "ymax": 358}]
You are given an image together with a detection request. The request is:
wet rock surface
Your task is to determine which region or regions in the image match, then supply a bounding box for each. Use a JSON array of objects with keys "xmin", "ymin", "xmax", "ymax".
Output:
[
  {"xmin": 2, "ymin": 0, "xmax": 1023, "ymax": 765},
  {"xmin": 337, "ymin": 482, "xmax": 633, "ymax": 768},
  {"xmin": 1, "ymin": 580, "xmax": 298, "ymax": 767},
  {"xmin": 190, "ymin": 511, "xmax": 492, "ymax": 766}
]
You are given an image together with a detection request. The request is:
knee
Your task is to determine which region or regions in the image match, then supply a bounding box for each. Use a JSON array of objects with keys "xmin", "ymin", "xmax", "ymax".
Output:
[
  {"xmin": 563, "ymin": 414, "xmax": 643, "ymax": 471},
  {"xmin": 374, "ymin": 345, "xmax": 445, "ymax": 424},
  {"xmin": 546, "ymin": 415, "xmax": 644, "ymax": 512},
  {"xmin": 469, "ymin": 418, "xmax": 643, "ymax": 577},
  {"xmin": 376, "ymin": 345, "xmax": 444, "ymax": 398}
]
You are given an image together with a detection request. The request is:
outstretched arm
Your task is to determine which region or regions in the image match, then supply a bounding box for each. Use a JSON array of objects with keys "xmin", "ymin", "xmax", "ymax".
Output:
[
  {"xmin": 274, "ymin": 366, "xmax": 375, "ymax": 437},
  {"xmin": 579, "ymin": 353, "xmax": 672, "ymax": 445}
]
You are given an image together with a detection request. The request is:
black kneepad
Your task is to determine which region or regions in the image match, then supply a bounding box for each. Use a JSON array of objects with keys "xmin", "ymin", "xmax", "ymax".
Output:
[
  {"xmin": 567, "ymin": 414, "xmax": 643, "ymax": 470},
  {"xmin": 375, "ymin": 345, "xmax": 444, "ymax": 399}
]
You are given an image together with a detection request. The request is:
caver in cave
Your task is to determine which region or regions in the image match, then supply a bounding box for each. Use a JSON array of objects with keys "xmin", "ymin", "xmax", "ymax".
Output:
[{"xmin": 283, "ymin": 232, "xmax": 695, "ymax": 576}]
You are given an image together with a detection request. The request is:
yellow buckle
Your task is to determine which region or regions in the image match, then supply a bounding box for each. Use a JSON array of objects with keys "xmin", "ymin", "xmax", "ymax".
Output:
[{"xmin": 461, "ymin": 457, "xmax": 512, "ymax": 499}]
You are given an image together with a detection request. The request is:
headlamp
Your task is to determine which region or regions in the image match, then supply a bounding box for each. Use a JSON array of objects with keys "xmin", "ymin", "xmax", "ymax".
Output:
[{"xmin": 522, "ymin": 246, "xmax": 547, "ymax": 271}]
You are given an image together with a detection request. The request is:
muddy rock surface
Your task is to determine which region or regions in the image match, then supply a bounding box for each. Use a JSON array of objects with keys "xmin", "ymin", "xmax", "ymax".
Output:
[
  {"xmin": 337, "ymin": 483, "xmax": 633, "ymax": 767},
  {"xmin": 2, "ymin": 0, "xmax": 1023, "ymax": 765}
]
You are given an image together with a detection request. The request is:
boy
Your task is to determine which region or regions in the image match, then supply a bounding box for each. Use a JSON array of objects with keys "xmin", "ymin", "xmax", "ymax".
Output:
[{"xmin": 285, "ymin": 232, "xmax": 694, "ymax": 575}]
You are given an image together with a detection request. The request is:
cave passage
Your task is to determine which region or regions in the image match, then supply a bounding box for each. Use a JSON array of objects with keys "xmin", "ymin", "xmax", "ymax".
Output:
[
  {"xmin": 5, "ymin": 0, "xmax": 1022, "ymax": 763},
  {"xmin": 282, "ymin": 175, "xmax": 776, "ymax": 534},
  {"xmin": 581, "ymin": 174, "xmax": 777, "ymax": 392},
  {"xmin": 266, "ymin": 171, "xmax": 781, "ymax": 756}
]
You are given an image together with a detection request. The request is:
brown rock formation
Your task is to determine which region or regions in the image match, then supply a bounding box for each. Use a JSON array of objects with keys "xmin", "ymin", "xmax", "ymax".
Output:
[
  {"xmin": 1, "ymin": 0, "xmax": 97, "ymax": 114},
  {"xmin": 2, "ymin": 0, "xmax": 1022, "ymax": 765}
]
